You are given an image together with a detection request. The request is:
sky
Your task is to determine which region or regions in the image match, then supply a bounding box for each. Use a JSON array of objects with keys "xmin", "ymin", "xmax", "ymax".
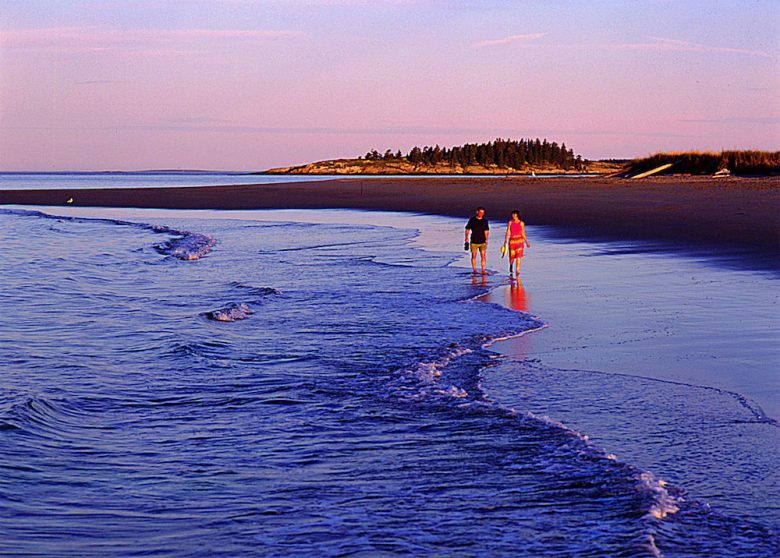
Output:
[{"xmin": 1, "ymin": 0, "xmax": 778, "ymax": 171}]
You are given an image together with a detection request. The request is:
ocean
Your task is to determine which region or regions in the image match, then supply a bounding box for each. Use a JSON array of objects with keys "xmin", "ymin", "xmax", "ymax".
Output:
[
  {"xmin": 0, "ymin": 171, "xmax": 597, "ymax": 191},
  {"xmin": 0, "ymin": 188, "xmax": 778, "ymax": 555},
  {"xmin": 0, "ymin": 171, "xmax": 344, "ymax": 190}
]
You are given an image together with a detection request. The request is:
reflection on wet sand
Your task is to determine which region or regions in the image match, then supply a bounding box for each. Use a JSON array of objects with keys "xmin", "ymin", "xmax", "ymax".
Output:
[
  {"xmin": 508, "ymin": 279, "xmax": 528, "ymax": 313},
  {"xmin": 479, "ymin": 279, "xmax": 532, "ymax": 358}
]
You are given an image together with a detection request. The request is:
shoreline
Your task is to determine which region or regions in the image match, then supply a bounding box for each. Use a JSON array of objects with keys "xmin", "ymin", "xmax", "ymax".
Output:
[
  {"xmin": 2, "ymin": 175, "xmax": 778, "ymax": 272},
  {"xmin": 474, "ymin": 228, "xmax": 780, "ymax": 528}
]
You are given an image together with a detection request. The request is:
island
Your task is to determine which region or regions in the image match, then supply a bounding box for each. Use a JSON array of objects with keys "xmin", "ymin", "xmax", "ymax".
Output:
[{"xmin": 262, "ymin": 139, "xmax": 779, "ymax": 178}]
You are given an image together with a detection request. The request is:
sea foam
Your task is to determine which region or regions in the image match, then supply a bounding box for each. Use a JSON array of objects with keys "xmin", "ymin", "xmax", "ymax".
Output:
[
  {"xmin": 153, "ymin": 229, "xmax": 215, "ymax": 260},
  {"xmin": 205, "ymin": 303, "xmax": 255, "ymax": 322}
]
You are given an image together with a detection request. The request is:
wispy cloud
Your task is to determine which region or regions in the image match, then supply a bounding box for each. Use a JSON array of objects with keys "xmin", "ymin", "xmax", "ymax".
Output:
[
  {"xmin": 474, "ymin": 33, "xmax": 548, "ymax": 48},
  {"xmin": 0, "ymin": 27, "xmax": 303, "ymax": 55},
  {"xmin": 611, "ymin": 36, "xmax": 773, "ymax": 59},
  {"xmin": 75, "ymin": 80, "xmax": 130, "ymax": 85},
  {"xmin": 177, "ymin": 0, "xmax": 429, "ymax": 5},
  {"xmin": 61, "ymin": 122, "xmax": 690, "ymax": 140},
  {"xmin": 229, "ymin": 0, "xmax": 428, "ymax": 5},
  {"xmin": 0, "ymin": 120, "xmax": 700, "ymax": 142},
  {"xmin": 472, "ymin": 33, "xmax": 773, "ymax": 59},
  {"xmin": 679, "ymin": 116, "xmax": 780, "ymax": 125}
]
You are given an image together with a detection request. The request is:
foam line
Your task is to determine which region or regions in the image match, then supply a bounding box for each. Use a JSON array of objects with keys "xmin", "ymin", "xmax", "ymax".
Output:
[{"xmin": 0, "ymin": 208, "xmax": 216, "ymax": 261}]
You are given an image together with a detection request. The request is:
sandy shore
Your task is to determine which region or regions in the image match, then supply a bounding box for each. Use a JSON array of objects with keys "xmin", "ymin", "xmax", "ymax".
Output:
[
  {"xmin": 477, "ymin": 231, "xmax": 780, "ymax": 524},
  {"xmin": 2, "ymin": 175, "xmax": 778, "ymax": 270}
]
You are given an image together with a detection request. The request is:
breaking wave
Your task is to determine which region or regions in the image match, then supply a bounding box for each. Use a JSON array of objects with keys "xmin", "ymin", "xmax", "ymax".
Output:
[
  {"xmin": 0, "ymin": 208, "xmax": 215, "ymax": 261},
  {"xmin": 204, "ymin": 302, "xmax": 255, "ymax": 322},
  {"xmin": 152, "ymin": 228, "xmax": 215, "ymax": 260}
]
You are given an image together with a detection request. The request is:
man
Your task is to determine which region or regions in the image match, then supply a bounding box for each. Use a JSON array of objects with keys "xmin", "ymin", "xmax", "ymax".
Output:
[{"xmin": 465, "ymin": 206, "xmax": 489, "ymax": 274}]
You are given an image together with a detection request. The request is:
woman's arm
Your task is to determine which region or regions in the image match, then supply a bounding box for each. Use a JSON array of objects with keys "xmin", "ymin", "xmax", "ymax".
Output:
[
  {"xmin": 504, "ymin": 222, "xmax": 511, "ymax": 244},
  {"xmin": 521, "ymin": 222, "xmax": 531, "ymax": 248}
]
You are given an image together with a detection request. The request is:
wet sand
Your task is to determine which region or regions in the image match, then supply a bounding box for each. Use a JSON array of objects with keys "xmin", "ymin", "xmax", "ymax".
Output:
[
  {"xmin": 2, "ymin": 175, "xmax": 778, "ymax": 270},
  {"xmin": 477, "ymin": 230, "xmax": 780, "ymax": 528}
]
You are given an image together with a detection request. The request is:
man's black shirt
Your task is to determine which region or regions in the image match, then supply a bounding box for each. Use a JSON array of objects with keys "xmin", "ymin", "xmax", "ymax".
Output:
[{"xmin": 466, "ymin": 217, "xmax": 489, "ymax": 244}]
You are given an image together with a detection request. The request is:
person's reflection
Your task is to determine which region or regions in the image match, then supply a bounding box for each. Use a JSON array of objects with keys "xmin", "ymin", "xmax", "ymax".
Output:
[
  {"xmin": 508, "ymin": 278, "xmax": 528, "ymax": 312},
  {"xmin": 471, "ymin": 273, "xmax": 488, "ymax": 287},
  {"xmin": 504, "ymin": 279, "xmax": 531, "ymax": 359}
]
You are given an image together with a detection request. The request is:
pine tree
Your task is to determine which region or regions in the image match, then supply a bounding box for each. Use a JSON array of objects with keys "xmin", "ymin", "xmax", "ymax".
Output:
[
  {"xmin": 450, "ymin": 147, "xmax": 461, "ymax": 167},
  {"xmin": 387, "ymin": 138, "xmax": 581, "ymax": 170},
  {"xmin": 432, "ymin": 145, "xmax": 442, "ymax": 164}
]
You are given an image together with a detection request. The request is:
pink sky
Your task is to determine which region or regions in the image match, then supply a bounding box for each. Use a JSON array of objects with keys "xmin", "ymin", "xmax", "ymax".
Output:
[{"xmin": 1, "ymin": 0, "xmax": 778, "ymax": 171}]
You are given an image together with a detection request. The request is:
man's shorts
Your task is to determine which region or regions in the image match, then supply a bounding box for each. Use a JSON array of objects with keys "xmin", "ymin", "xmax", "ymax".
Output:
[{"xmin": 470, "ymin": 242, "xmax": 487, "ymax": 254}]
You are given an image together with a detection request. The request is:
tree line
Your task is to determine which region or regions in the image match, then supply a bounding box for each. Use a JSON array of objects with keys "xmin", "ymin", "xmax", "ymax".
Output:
[{"xmin": 361, "ymin": 138, "xmax": 586, "ymax": 170}]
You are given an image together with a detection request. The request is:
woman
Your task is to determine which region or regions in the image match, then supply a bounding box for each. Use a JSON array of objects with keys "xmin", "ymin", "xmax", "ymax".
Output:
[{"xmin": 503, "ymin": 210, "xmax": 531, "ymax": 275}]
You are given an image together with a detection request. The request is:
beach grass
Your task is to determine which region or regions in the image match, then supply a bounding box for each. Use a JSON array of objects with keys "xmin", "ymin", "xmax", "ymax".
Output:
[{"xmin": 628, "ymin": 150, "xmax": 780, "ymax": 176}]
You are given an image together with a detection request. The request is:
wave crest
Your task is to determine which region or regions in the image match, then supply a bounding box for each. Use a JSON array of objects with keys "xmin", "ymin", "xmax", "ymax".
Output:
[
  {"xmin": 0, "ymin": 209, "xmax": 216, "ymax": 261},
  {"xmin": 154, "ymin": 230, "xmax": 215, "ymax": 261},
  {"xmin": 205, "ymin": 303, "xmax": 255, "ymax": 322}
]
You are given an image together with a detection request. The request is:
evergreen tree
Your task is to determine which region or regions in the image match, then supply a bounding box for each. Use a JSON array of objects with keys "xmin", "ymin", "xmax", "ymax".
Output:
[
  {"xmin": 451, "ymin": 147, "xmax": 461, "ymax": 167},
  {"xmin": 496, "ymin": 145, "xmax": 506, "ymax": 168},
  {"xmin": 390, "ymin": 138, "xmax": 582, "ymax": 171},
  {"xmin": 432, "ymin": 145, "xmax": 442, "ymax": 164}
]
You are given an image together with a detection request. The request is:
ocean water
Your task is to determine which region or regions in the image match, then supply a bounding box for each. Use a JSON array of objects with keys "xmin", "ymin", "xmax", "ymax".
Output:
[
  {"xmin": 0, "ymin": 172, "xmax": 596, "ymax": 190},
  {"xmin": 0, "ymin": 172, "xmax": 339, "ymax": 190},
  {"xmin": 0, "ymin": 206, "xmax": 778, "ymax": 557}
]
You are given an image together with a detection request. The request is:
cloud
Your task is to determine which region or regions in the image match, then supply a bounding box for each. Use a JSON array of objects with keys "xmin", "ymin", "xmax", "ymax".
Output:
[
  {"xmin": 0, "ymin": 27, "xmax": 303, "ymax": 55},
  {"xmin": 612, "ymin": 36, "xmax": 773, "ymax": 59},
  {"xmin": 75, "ymin": 80, "xmax": 130, "ymax": 85},
  {"xmin": 679, "ymin": 116, "xmax": 780, "ymax": 125},
  {"xmin": 474, "ymin": 33, "xmax": 548, "ymax": 48},
  {"xmin": 471, "ymin": 34, "xmax": 773, "ymax": 59},
  {"xmin": 75, "ymin": 122, "xmax": 692, "ymax": 140},
  {"xmin": 173, "ymin": 0, "xmax": 429, "ymax": 6},
  {"xmin": 227, "ymin": 0, "xmax": 427, "ymax": 5}
]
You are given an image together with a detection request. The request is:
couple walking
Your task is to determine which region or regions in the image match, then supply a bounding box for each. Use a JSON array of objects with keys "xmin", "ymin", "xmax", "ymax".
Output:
[{"xmin": 464, "ymin": 207, "xmax": 531, "ymax": 275}]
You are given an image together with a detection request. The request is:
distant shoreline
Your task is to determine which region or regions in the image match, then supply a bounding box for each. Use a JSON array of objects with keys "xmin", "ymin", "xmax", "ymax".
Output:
[
  {"xmin": 261, "ymin": 158, "xmax": 621, "ymax": 176},
  {"xmin": 0, "ymin": 170, "xmax": 599, "ymax": 177},
  {"xmin": 2, "ymin": 174, "xmax": 778, "ymax": 272}
]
